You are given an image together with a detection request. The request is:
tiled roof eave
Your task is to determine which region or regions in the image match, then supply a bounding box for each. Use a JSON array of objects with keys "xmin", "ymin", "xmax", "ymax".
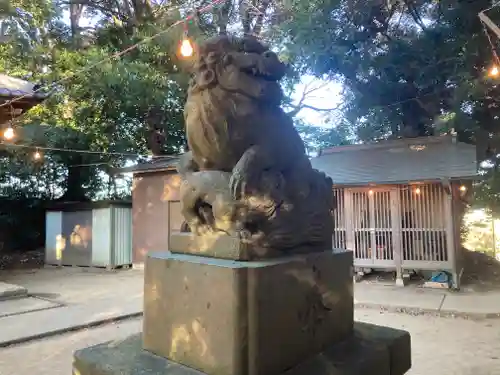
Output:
[
  {"xmin": 0, "ymin": 89, "xmax": 49, "ymax": 100},
  {"xmin": 331, "ymin": 175, "xmax": 481, "ymax": 187}
]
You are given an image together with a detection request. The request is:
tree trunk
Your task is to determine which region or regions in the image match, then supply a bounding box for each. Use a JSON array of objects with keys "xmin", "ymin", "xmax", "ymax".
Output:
[
  {"xmin": 59, "ymin": 161, "xmax": 89, "ymax": 202},
  {"xmin": 69, "ymin": 1, "xmax": 84, "ymax": 48}
]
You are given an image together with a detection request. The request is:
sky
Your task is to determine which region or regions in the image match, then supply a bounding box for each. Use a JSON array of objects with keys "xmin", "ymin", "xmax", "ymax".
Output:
[{"xmin": 292, "ymin": 77, "xmax": 343, "ymax": 127}]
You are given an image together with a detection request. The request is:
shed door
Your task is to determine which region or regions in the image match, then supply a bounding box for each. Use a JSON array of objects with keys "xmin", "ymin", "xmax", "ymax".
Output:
[
  {"xmin": 351, "ymin": 189, "xmax": 395, "ymax": 266},
  {"xmin": 61, "ymin": 210, "xmax": 93, "ymax": 267}
]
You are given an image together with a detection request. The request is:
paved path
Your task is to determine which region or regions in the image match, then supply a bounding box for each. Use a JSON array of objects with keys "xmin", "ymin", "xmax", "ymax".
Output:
[
  {"xmin": 354, "ymin": 283, "xmax": 500, "ymax": 317},
  {"xmin": 1, "ymin": 309, "xmax": 500, "ymax": 375},
  {"xmin": 0, "ymin": 267, "xmax": 143, "ymax": 346},
  {"xmin": 0, "ymin": 266, "xmax": 143, "ymax": 305},
  {"xmin": 1, "ymin": 266, "xmax": 500, "ymax": 346}
]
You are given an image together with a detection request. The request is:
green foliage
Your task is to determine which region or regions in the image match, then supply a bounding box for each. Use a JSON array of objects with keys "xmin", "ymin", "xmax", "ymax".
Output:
[
  {"xmin": 0, "ymin": 0, "xmax": 326, "ymax": 202},
  {"xmin": 3, "ymin": 0, "xmax": 500, "ymax": 215},
  {"xmin": 295, "ymin": 119, "xmax": 354, "ymax": 155},
  {"xmin": 463, "ymin": 209, "xmax": 500, "ymax": 257},
  {"xmin": 0, "ymin": 0, "xmax": 190, "ymax": 201},
  {"xmin": 280, "ymin": 0, "xmax": 495, "ymax": 140},
  {"xmin": 274, "ymin": 0, "xmax": 500, "ymax": 212}
]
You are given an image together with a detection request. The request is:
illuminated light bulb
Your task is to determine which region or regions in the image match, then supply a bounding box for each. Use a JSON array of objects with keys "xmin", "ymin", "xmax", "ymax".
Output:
[
  {"xmin": 180, "ymin": 38, "xmax": 194, "ymax": 57},
  {"xmin": 368, "ymin": 189, "xmax": 374, "ymax": 195},
  {"xmin": 33, "ymin": 150, "xmax": 42, "ymax": 160},
  {"xmin": 3, "ymin": 126, "xmax": 15, "ymax": 140},
  {"xmin": 459, "ymin": 185, "xmax": 467, "ymax": 192},
  {"xmin": 415, "ymin": 187, "xmax": 421, "ymax": 195},
  {"xmin": 490, "ymin": 65, "xmax": 499, "ymax": 77}
]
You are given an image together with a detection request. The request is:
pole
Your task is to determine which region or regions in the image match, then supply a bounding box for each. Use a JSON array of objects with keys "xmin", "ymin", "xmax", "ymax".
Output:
[{"xmin": 479, "ymin": 11, "xmax": 500, "ymax": 39}]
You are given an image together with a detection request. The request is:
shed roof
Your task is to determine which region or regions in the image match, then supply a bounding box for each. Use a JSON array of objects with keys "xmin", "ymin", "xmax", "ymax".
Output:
[
  {"xmin": 118, "ymin": 156, "xmax": 179, "ymax": 174},
  {"xmin": 46, "ymin": 200, "xmax": 132, "ymax": 212},
  {"xmin": 311, "ymin": 135, "xmax": 478, "ymax": 186}
]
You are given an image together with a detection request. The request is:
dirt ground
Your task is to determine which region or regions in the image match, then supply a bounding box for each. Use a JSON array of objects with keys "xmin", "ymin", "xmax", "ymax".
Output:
[
  {"xmin": 0, "ymin": 309, "xmax": 499, "ymax": 375},
  {"xmin": 0, "ymin": 250, "xmax": 44, "ymax": 271},
  {"xmin": 460, "ymin": 249, "xmax": 500, "ymax": 291},
  {"xmin": 3, "ymin": 247, "xmax": 500, "ymax": 290}
]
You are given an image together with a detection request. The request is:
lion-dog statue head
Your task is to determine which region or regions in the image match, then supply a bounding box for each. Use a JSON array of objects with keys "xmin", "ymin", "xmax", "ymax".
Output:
[{"xmin": 184, "ymin": 35, "xmax": 288, "ymax": 172}]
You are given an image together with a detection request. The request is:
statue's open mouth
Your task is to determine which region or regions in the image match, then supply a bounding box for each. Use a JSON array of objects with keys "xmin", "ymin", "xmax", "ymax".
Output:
[
  {"xmin": 240, "ymin": 66, "xmax": 278, "ymax": 82},
  {"xmin": 226, "ymin": 49, "xmax": 286, "ymax": 82}
]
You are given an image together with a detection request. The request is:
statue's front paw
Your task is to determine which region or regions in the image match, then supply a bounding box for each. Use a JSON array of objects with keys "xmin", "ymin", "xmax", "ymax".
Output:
[
  {"xmin": 194, "ymin": 224, "xmax": 214, "ymax": 236},
  {"xmin": 229, "ymin": 171, "xmax": 246, "ymax": 200}
]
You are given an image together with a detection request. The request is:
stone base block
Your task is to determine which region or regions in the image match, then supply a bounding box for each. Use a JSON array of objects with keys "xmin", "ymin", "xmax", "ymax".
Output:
[
  {"xmin": 169, "ymin": 232, "xmax": 252, "ymax": 260},
  {"xmin": 169, "ymin": 232, "xmax": 332, "ymax": 260},
  {"xmin": 73, "ymin": 322, "xmax": 411, "ymax": 375},
  {"xmin": 143, "ymin": 250, "xmax": 353, "ymax": 375}
]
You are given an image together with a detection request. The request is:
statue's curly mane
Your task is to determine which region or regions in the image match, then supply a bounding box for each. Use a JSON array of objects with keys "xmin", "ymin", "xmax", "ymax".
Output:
[
  {"xmin": 185, "ymin": 88, "xmax": 230, "ymax": 169},
  {"xmin": 184, "ymin": 35, "xmax": 282, "ymax": 171},
  {"xmin": 184, "ymin": 76, "xmax": 246, "ymax": 171}
]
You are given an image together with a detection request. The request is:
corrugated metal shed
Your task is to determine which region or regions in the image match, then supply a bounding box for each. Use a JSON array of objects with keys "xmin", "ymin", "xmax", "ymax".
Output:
[
  {"xmin": 45, "ymin": 201, "xmax": 133, "ymax": 268},
  {"xmin": 311, "ymin": 135, "xmax": 478, "ymax": 186}
]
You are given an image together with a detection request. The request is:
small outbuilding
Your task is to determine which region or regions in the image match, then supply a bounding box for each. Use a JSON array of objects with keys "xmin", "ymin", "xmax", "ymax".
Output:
[
  {"xmin": 311, "ymin": 134, "xmax": 478, "ymax": 288},
  {"xmin": 119, "ymin": 157, "xmax": 183, "ymax": 266},
  {"xmin": 45, "ymin": 201, "xmax": 133, "ymax": 268}
]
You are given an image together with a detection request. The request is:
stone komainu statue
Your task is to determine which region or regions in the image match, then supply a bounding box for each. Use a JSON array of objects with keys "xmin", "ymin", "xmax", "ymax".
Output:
[{"xmin": 177, "ymin": 34, "xmax": 334, "ymax": 258}]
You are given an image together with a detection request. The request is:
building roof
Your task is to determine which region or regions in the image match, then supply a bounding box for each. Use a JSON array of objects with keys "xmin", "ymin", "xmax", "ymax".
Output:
[
  {"xmin": 0, "ymin": 73, "xmax": 48, "ymax": 100},
  {"xmin": 0, "ymin": 73, "xmax": 51, "ymax": 124},
  {"xmin": 311, "ymin": 135, "xmax": 478, "ymax": 186},
  {"xmin": 118, "ymin": 156, "xmax": 179, "ymax": 174}
]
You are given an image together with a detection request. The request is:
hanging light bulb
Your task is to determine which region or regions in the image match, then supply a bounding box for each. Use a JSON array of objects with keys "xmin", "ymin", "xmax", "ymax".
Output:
[
  {"xmin": 180, "ymin": 37, "xmax": 194, "ymax": 57},
  {"xmin": 33, "ymin": 149, "xmax": 42, "ymax": 160},
  {"xmin": 415, "ymin": 187, "xmax": 421, "ymax": 195},
  {"xmin": 490, "ymin": 65, "xmax": 499, "ymax": 77},
  {"xmin": 179, "ymin": 24, "xmax": 193, "ymax": 58},
  {"xmin": 3, "ymin": 126, "xmax": 15, "ymax": 140}
]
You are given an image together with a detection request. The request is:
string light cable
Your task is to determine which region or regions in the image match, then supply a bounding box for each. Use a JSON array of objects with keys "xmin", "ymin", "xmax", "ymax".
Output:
[
  {"xmin": 0, "ymin": 0, "xmax": 229, "ymax": 159},
  {"xmin": 1, "ymin": 84, "xmax": 465, "ymax": 159},
  {"xmin": 480, "ymin": 19, "xmax": 500, "ymax": 76},
  {"xmin": 0, "ymin": 141, "xmax": 180, "ymax": 159},
  {"xmin": 480, "ymin": 1, "xmax": 500, "ymax": 15},
  {"xmin": 0, "ymin": 0, "xmax": 228, "ymax": 110},
  {"xmin": 0, "ymin": 0, "xmax": 490, "ymax": 159},
  {"xmin": 0, "ymin": 0, "xmax": 463, "ymax": 112}
]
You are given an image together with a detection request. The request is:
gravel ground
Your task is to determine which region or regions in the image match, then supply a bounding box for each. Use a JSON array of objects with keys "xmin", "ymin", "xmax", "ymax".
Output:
[{"xmin": 0, "ymin": 309, "xmax": 499, "ymax": 375}]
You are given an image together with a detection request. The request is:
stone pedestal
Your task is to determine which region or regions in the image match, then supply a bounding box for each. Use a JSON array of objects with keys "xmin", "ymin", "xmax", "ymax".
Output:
[
  {"xmin": 73, "ymin": 322, "xmax": 411, "ymax": 375},
  {"xmin": 73, "ymin": 237, "xmax": 411, "ymax": 375},
  {"xmin": 143, "ymin": 250, "xmax": 353, "ymax": 375}
]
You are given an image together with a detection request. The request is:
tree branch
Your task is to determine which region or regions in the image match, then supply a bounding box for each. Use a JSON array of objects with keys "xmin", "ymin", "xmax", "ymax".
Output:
[
  {"xmin": 239, "ymin": 0, "xmax": 252, "ymax": 35},
  {"xmin": 215, "ymin": 0, "xmax": 232, "ymax": 35},
  {"xmin": 403, "ymin": 0, "xmax": 427, "ymax": 31},
  {"xmin": 287, "ymin": 103, "xmax": 340, "ymax": 118},
  {"xmin": 251, "ymin": 0, "xmax": 271, "ymax": 36},
  {"xmin": 286, "ymin": 78, "xmax": 342, "ymax": 117}
]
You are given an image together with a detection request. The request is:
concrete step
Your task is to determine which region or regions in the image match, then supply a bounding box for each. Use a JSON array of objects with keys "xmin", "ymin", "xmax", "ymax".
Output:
[{"xmin": 0, "ymin": 282, "xmax": 28, "ymax": 300}]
